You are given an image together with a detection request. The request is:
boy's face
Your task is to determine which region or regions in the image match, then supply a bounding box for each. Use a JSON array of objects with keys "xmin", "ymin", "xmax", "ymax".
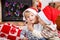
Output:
[{"xmin": 25, "ymin": 12, "xmax": 37, "ymax": 24}]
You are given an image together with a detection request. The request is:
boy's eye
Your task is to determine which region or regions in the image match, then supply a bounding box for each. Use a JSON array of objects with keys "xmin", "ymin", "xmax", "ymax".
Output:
[{"xmin": 27, "ymin": 16, "xmax": 29, "ymax": 18}]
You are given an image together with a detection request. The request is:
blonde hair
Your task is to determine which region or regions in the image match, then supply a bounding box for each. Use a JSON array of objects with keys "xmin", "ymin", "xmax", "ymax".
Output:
[
  {"xmin": 23, "ymin": 11, "xmax": 31, "ymax": 19},
  {"xmin": 32, "ymin": 0, "xmax": 38, "ymax": 5},
  {"xmin": 32, "ymin": 0, "xmax": 40, "ymax": 3},
  {"xmin": 32, "ymin": 0, "xmax": 36, "ymax": 3}
]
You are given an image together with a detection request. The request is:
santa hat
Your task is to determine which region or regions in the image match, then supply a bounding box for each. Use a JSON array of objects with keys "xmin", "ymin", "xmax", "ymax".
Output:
[
  {"xmin": 23, "ymin": 8, "xmax": 38, "ymax": 21},
  {"xmin": 43, "ymin": 5, "xmax": 60, "ymax": 24}
]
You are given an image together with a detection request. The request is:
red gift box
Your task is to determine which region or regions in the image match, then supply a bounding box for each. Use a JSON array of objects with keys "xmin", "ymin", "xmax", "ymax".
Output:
[{"xmin": 0, "ymin": 23, "xmax": 22, "ymax": 40}]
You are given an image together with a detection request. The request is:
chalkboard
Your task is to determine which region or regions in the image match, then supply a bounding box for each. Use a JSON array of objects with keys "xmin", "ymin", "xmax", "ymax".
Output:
[{"xmin": 1, "ymin": 0, "xmax": 32, "ymax": 22}]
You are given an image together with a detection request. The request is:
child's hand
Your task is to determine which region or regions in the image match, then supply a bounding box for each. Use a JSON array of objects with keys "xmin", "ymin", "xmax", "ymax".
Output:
[
  {"xmin": 44, "ymin": 25, "xmax": 53, "ymax": 31},
  {"xmin": 27, "ymin": 22, "xmax": 34, "ymax": 32},
  {"xmin": 45, "ymin": 24, "xmax": 56, "ymax": 31},
  {"xmin": 23, "ymin": 37, "xmax": 28, "ymax": 40}
]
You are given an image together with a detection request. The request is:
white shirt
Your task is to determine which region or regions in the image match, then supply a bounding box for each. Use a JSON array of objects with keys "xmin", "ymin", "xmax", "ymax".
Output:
[{"xmin": 20, "ymin": 23, "xmax": 43, "ymax": 40}]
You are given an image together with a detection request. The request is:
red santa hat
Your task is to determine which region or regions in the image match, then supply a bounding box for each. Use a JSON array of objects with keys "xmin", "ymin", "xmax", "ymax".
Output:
[
  {"xmin": 23, "ymin": 8, "xmax": 38, "ymax": 20},
  {"xmin": 43, "ymin": 5, "xmax": 60, "ymax": 24}
]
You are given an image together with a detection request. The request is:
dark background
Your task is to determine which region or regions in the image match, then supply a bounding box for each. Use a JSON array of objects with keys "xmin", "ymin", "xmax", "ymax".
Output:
[{"xmin": 1, "ymin": 0, "xmax": 32, "ymax": 22}]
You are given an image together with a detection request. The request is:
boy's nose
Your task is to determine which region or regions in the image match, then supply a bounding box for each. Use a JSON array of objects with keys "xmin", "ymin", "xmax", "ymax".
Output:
[
  {"xmin": 29, "ymin": 16, "xmax": 33, "ymax": 20},
  {"xmin": 29, "ymin": 16, "xmax": 32, "ymax": 19}
]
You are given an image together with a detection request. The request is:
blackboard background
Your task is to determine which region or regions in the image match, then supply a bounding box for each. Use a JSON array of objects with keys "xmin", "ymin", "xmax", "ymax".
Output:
[{"xmin": 1, "ymin": 0, "xmax": 32, "ymax": 22}]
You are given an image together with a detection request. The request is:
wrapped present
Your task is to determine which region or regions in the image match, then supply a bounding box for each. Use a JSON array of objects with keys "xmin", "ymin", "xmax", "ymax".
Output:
[{"xmin": 0, "ymin": 23, "xmax": 22, "ymax": 40}]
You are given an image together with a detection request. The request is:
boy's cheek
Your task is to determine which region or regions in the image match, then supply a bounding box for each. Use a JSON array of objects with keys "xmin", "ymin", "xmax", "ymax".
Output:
[
  {"xmin": 27, "ymin": 20, "xmax": 31, "ymax": 23},
  {"xmin": 27, "ymin": 19, "xmax": 30, "ymax": 21},
  {"xmin": 26, "ymin": 20, "xmax": 30, "ymax": 23}
]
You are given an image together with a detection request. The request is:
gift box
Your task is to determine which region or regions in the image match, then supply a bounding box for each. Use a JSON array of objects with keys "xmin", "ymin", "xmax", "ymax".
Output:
[{"xmin": 0, "ymin": 23, "xmax": 22, "ymax": 40}]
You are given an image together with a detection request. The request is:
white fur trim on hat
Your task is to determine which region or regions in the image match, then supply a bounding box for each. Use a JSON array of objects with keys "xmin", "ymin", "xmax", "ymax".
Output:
[{"xmin": 23, "ymin": 8, "xmax": 38, "ymax": 21}]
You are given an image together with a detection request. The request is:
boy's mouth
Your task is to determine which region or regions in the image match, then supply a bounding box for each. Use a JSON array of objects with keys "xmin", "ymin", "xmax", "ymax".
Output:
[{"xmin": 30, "ymin": 20, "xmax": 33, "ymax": 21}]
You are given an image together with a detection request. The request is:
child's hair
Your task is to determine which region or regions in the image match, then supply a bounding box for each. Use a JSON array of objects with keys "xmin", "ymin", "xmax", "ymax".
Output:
[
  {"xmin": 32, "ymin": 0, "xmax": 36, "ymax": 4},
  {"xmin": 32, "ymin": 0, "xmax": 39, "ymax": 5},
  {"xmin": 23, "ymin": 11, "xmax": 31, "ymax": 19}
]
